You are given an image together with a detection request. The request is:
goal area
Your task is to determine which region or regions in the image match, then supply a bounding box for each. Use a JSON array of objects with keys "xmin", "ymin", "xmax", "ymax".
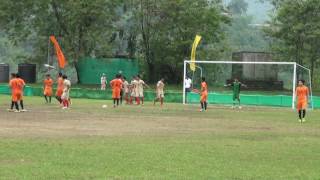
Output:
[{"xmin": 183, "ymin": 60, "xmax": 313, "ymax": 109}]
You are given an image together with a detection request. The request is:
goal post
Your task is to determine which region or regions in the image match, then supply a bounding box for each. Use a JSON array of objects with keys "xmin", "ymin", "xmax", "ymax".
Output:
[{"xmin": 183, "ymin": 60, "xmax": 313, "ymax": 110}]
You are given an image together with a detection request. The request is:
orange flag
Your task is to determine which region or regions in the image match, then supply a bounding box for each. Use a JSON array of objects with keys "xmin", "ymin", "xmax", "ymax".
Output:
[{"xmin": 50, "ymin": 36, "xmax": 66, "ymax": 69}]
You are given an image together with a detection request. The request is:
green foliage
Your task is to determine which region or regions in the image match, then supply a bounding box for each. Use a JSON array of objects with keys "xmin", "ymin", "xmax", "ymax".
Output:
[
  {"xmin": 0, "ymin": 0, "xmax": 228, "ymax": 84},
  {"xmin": 227, "ymin": 0, "xmax": 248, "ymax": 15},
  {"xmin": 266, "ymin": 0, "xmax": 320, "ymax": 86}
]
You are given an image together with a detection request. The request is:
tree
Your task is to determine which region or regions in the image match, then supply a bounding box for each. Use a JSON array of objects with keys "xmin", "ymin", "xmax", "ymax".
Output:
[
  {"xmin": 227, "ymin": 0, "xmax": 248, "ymax": 15},
  {"xmin": 128, "ymin": 0, "xmax": 228, "ymax": 83},
  {"xmin": 0, "ymin": 0, "xmax": 121, "ymax": 82},
  {"xmin": 265, "ymin": 0, "xmax": 320, "ymax": 83}
]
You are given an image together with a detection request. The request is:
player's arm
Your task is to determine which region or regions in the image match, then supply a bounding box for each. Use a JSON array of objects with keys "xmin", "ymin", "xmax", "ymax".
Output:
[
  {"xmin": 240, "ymin": 82, "xmax": 248, "ymax": 88},
  {"xmin": 43, "ymin": 81, "xmax": 46, "ymax": 90},
  {"xmin": 143, "ymin": 82, "xmax": 150, "ymax": 89},
  {"xmin": 224, "ymin": 83, "xmax": 232, "ymax": 87}
]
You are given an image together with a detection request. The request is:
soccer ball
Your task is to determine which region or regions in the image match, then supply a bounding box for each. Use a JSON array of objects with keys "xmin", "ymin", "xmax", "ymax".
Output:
[{"xmin": 102, "ymin": 105, "xmax": 108, "ymax": 108}]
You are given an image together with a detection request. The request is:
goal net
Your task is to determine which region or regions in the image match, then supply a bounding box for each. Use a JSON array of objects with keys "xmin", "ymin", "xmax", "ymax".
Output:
[{"xmin": 183, "ymin": 60, "xmax": 313, "ymax": 109}]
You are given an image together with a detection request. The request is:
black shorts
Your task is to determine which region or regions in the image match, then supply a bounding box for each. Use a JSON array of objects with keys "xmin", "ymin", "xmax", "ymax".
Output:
[{"xmin": 185, "ymin": 88, "xmax": 191, "ymax": 93}]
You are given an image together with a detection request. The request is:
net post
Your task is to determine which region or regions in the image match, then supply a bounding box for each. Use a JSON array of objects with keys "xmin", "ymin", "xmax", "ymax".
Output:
[
  {"xmin": 292, "ymin": 63, "xmax": 297, "ymax": 110},
  {"xmin": 308, "ymin": 69, "xmax": 314, "ymax": 110},
  {"xmin": 183, "ymin": 60, "xmax": 187, "ymax": 105}
]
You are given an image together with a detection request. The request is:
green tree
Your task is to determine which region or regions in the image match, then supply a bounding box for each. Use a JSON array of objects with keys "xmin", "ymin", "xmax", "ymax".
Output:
[
  {"xmin": 227, "ymin": 0, "xmax": 248, "ymax": 15},
  {"xmin": 128, "ymin": 0, "xmax": 228, "ymax": 83},
  {"xmin": 0, "ymin": 0, "xmax": 121, "ymax": 81},
  {"xmin": 266, "ymin": 0, "xmax": 320, "ymax": 83}
]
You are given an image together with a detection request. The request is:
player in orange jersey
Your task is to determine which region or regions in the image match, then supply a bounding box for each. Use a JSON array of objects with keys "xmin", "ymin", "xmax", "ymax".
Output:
[
  {"xmin": 15, "ymin": 74, "xmax": 26, "ymax": 111},
  {"xmin": 55, "ymin": 73, "xmax": 64, "ymax": 104},
  {"xmin": 110, "ymin": 74, "xmax": 123, "ymax": 108},
  {"xmin": 200, "ymin": 77, "xmax": 208, "ymax": 112},
  {"xmin": 43, "ymin": 74, "xmax": 54, "ymax": 103},
  {"xmin": 8, "ymin": 73, "xmax": 21, "ymax": 112},
  {"xmin": 295, "ymin": 80, "xmax": 309, "ymax": 123}
]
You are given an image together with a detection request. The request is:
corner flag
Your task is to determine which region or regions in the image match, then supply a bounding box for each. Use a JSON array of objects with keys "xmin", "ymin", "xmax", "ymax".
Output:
[
  {"xmin": 190, "ymin": 35, "xmax": 202, "ymax": 71},
  {"xmin": 50, "ymin": 36, "xmax": 66, "ymax": 69}
]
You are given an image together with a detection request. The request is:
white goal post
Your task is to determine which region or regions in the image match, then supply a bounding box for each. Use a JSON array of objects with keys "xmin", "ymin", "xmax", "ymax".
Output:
[{"xmin": 183, "ymin": 60, "xmax": 314, "ymax": 110}]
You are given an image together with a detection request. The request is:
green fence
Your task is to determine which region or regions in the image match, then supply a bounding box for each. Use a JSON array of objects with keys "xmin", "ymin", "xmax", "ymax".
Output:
[
  {"xmin": 1, "ymin": 85, "xmax": 319, "ymax": 108},
  {"xmin": 76, "ymin": 58, "xmax": 139, "ymax": 85}
]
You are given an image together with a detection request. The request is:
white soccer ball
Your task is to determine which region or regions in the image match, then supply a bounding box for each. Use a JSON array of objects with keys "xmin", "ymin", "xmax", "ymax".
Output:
[{"xmin": 102, "ymin": 105, "xmax": 108, "ymax": 108}]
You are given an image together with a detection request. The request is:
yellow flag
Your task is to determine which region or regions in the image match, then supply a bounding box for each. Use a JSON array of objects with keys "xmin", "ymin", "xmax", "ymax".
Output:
[{"xmin": 190, "ymin": 35, "xmax": 202, "ymax": 71}]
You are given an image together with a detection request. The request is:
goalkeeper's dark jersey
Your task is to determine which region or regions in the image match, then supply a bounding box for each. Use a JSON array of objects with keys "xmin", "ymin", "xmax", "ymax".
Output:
[{"xmin": 232, "ymin": 82, "xmax": 241, "ymax": 95}]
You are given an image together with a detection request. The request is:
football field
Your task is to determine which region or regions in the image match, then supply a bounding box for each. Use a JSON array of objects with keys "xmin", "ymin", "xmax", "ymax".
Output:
[{"xmin": 0, "ymin": 95, "xmax": 320, "ymax": 179}]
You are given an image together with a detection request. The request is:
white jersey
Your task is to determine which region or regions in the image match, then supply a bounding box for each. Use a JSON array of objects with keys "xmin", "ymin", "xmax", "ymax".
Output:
[
  {"xmin": 156, "ymin": 80, "xmax": 165, "ymax": 98},
  {"xmin": 131, "ymin": 80, "xmax": 139, "ymax": 97},
  {"xmin": 185, "ymin": 78, "xmax": 192, "ymax": 89},
  {"xmin": 123, "ymin": 80, "xmax": 129, "ymax": 93},
  {"xmin": 62, "ymin": 79, "xmax": 71, "ymax": 100},
  {"xmin": 101, "ymin": 76, "xmax": 106, "ymax": 84},
  {"xmin": 137, "ymin": 79, "xmax": 145, "ymax": 92}
]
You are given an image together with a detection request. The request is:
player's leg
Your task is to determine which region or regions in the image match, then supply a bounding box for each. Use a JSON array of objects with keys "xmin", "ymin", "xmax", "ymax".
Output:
[
  {"xmin": 160, "ymin": 97, "xmax": 164, "ymax": 107},
  {"xmin": 44, "ymin": 95, "xmax": 48, "ymax": 103},
  {"xmin": 204, "ymin": 101, "xmax": 207, "ymax": 111},
  {"xmin": 297, "ymin": 101, "xmax": 302, "ymax": 122},
  {"xmin": 10, "ymin": 101, "xmax": 14, "ymax": 111},
  {"xmin": 204, "ymin": 94, "xmax": 208, "ymax": 110},
  {"xmin": 20, "ymin": 100, "xmax": 24, "ymax": 110},
  {"xmin": 14, "ymin": 101, "xmax": 20, "ymax": 112},
  {"xmin": 302, "ymin": 101, "xmax": 307, "ymax": 122},
  {"xmin": 237, "ymin": 95, "xmax": 241, "ymax": 109},
  {"xmin": 140, "ymin": 93, "xmax": 144, "ymax": 105},
  {"xmin": 232, "ymin": 94, "xmax": 236, "ymax": 108},
  {"xmin": 116, "ymin": 98, "xmax": 120, "ymax": 106},
  {"xmin": 200, "ymin": 101, "xmax": 204, "ymax": 112},
  {"xmin": 120, "ymin": 91, "xmax": 123, "ymax": 105}
]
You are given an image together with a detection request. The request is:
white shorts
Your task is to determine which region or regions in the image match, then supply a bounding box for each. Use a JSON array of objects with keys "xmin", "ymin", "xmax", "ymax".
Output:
[
  {"xmin": 157, "ymin": 90, "xmax": 164, "ymax": 98},
  {"xmin": 136, "ymin": 90, "xmax": 144, "ymax": 98},
  {"xmin": 61, "ymin": 90, "xmax": 70, "ymax": 100}
]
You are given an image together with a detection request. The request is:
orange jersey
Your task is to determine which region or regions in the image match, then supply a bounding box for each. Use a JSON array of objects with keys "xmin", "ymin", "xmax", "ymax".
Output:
[
  {"xmin": 56, "ymin": 77, "xmax": 64, "ymax": 97},
  {"xmin": 44, "ymin": 78, "xmax": 54, "ymax": 89},
  {"xmin": 9, "ymin": 78, "xmax": 20, "ymax": 93},
  {"xmin": 9, "ymin": 78, "xmax": 24, "ymax": 102},
  {"xmin": 57, "ymin": 77, "xmax": 64, "ymax": 89},
  {"xmin": 201, "ymin": 82, "xmax": 208, "ymax": 94},
  {"xmin": 110, "ymin": 79, "xmax": 123, "ymax": 99},
  {"xmin": 44, "ymin": 78, "xmax": 54, "ymax": 96},
  {"xmin": 110, "ymin": 79, "xmax": 123, "ymax": 90},
  {"xmin": 296, "ymin": 85, "xmax": 309, "ymax": 102}
]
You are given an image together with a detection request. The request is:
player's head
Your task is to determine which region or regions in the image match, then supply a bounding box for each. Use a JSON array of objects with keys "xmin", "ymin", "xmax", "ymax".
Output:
[
  {"xmin": 46, "ymin": 74, "xmax": 51, "ymax": 78},
  {"xmin": 58, "ymin": 72, "xmax": 62, "ymax": 77},
  {"xmin": 234, "ymin": 78, "xmax": 239, "ymax": 82},
  {"xmin": 123, "ymin": 76, "xmax": 126, "ymax": 80},
  {"xmin": 62, "ymin": 75, "xmax": 68, "ymax": 79},
  {"xmin": 298, "ymin": 79, "xmax": 305, "ymax": 86},
  {"xmin": 11, "ymin": 73, "xmax": 16, "ymax": 78},
  {"xmin": 16, "ymin": 73, "xmax": 20, "ymax": 78},
  {"xmin": 116, "ymin": 74, "xmax": 121, "ymax": 78},
  {"xmin": 201, "ymin": 77, "xmax": 206, "ymax": 82},
  {"xmin": 160, "ymin": 78, "xmax": 164, "ymax": 82}
]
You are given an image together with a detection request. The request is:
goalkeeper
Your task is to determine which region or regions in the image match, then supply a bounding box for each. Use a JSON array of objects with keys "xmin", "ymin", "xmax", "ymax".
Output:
[{"xmin": 225, "ymin": 78, "xmax": 247, "ymax": 109}]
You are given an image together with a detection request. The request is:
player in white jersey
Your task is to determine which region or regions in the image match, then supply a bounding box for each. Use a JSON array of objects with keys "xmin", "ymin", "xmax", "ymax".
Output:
[
  {"xmin": 154, "ymin": 78, "xmax": 165, "ymax": 107},
  {"xmin": 130, "ymin": 76, "xmax": 139, "ymax": 104},
  {"xmin": 61, "ymin": 75, "xmax": 71, "ymax": 109},
  {"xmin": 122, "ymin": 76, "xmax": 129, "ymax": 104},
  {"xmin": 136, "ymin": 75, "xmax": 149, "ymax": 105}
]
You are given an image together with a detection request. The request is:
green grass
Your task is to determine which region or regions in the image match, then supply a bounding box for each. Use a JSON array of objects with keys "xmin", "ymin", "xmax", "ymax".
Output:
[{"xmin": 0, "ymin": 95, "xmax": 320, "ymax": 179}]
